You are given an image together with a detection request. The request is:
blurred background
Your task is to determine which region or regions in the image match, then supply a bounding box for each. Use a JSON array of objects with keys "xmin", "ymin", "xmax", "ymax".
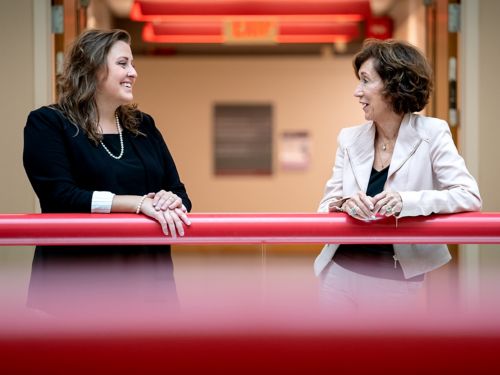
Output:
[{"xmin": 0, "ymin": 0, "xmax": 499, "ymax": 316}]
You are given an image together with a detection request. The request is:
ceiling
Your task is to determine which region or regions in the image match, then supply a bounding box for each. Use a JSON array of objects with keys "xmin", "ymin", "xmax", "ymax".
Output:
[
  {"xmin": 104, "ymin": 0, "xmax": 396, "ymax": 18},
  {"xmin": 100, "ymin": 0, "xmax": 397, "ymax": 56}
]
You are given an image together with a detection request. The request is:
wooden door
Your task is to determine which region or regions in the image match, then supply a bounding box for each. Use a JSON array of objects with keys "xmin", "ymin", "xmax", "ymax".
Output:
[
  {"xmin": 52, "ymin": 0, "xmax": 88, "ymax": 98},
  {"xmin": 425, "ymin": 0, "xmax": 461, "ymax": 310}
]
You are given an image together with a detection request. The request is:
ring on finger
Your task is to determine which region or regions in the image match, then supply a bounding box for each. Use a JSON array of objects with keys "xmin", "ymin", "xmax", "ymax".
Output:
[
  {"xmin": 385, "ymin": 205, "xmax": 393, "ymax": 213},
  {"xmin": 349, "ymin": 206, "xmax": 358, "ymax": 216}
]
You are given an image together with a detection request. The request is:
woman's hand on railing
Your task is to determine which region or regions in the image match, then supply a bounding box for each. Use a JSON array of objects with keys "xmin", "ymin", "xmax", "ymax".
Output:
[
  {"xmin": 140, "ymin": 194, "xmax": 191, "ymax": 237},
  {"xmin": 151, "ymin": 190, "xmax": 183, "ymax": 211},
  {"xmin": 372, "ymin": 191, "xmax": 403, "ymax": 217},
  {"xmin": 341, "ymin": 192, "xmax": 375, "ymax": 220}
]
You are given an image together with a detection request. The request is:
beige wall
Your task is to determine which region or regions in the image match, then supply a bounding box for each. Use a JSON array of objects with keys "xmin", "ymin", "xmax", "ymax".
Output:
[
  {"xmin": 390, "ymin": 0, "xmax": 426, "ymax": 47},
  {"xmin": 478, "ymin": 0, "xmax": 500, "ymax": 212},
  {"xmin": 0, "ymin": 0, "xmax": 43, "ymax": 303},
  {"xmin": 0, "ymin": 0, "xmax": 38, "ymax": 214},
  {"xmin": 131, "ymin": 1, "xmax": 428, "ymax": 214},
  {"xmin": 133, "ymin": 55, "xmax": 364, "ymax": 212},
  {"xmin": 458, "ymin": 0, "xmax": 500, "ymax": 307},
  {"xmin": 477, "ymin": 0, "xmax": 500, "ymax": 288}
]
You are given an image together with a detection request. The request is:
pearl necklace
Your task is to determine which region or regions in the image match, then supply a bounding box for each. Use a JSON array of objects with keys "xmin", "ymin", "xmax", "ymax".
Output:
[{"xmin": 100, "ymin": 113, "xmax": 124, "ymax": 160}]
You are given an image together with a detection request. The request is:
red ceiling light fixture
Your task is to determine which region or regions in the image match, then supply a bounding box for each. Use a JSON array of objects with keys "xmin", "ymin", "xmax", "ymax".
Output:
[
  {"xmin": 277, "ymin": 21, "xmax": 359, "ymax": 43},
  {"xmin": 143, "ymin": 22, "xmax": 225, "ymax": 43},
  {"xmin": 131, "ymin": 0, "xmax": 380, "ymax": 45},
  {"xmin": 131, "ymin": 0, "xmax": 371, "ymax": 23},
  {"xmin": 142, "ymin": 20, "xmax": 359, "ymax": 44}
]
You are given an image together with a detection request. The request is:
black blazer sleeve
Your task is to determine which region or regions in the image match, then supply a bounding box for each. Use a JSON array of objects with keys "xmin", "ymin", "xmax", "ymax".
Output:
[{"xmin": 23, "ymin": 107, "xmax": 93, "ymax": 213}]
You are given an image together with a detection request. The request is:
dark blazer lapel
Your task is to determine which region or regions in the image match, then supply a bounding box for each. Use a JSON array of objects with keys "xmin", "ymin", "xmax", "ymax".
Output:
[
  {"xmin": 345, "ymin": 123, "xmax": 375, "ymax": 192},
  {"xmin": 388, "ymin": 113, "xmax": 424, "ymax": 179}
]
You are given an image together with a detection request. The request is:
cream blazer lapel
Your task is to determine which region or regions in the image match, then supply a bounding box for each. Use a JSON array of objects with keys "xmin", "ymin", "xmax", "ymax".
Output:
[
  {"xmin": 344, "ymin": 114, "xmax": 424, "ymax": 194},
  {"xmin": 344, "ymin": 123, "xmax": 375, "ymax": 193},
  {"xmin": 387, "ymin": 113, "xmax": 424, "ymax": 182}
]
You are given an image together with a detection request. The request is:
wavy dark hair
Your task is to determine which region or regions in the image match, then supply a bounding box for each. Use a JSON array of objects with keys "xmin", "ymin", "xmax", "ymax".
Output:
[
  {"xmin": 57, "ymin": 28, "xmax": 142, "ymax": 144},
  {"xmin": 353, "ymin": 38, "xmax": 433, "ymax": 114}
]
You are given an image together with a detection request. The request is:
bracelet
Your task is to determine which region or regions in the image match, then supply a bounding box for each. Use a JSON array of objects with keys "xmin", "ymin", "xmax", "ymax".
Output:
[{"xmin": 135, "ymin": 195, "xmax": 147, "ymax": 214}]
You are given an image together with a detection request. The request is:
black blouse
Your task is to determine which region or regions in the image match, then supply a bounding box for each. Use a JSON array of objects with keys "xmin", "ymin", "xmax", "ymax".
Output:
[{"xmin": 334, "ymin": 166, "xmax": 422, "ymax": 281}]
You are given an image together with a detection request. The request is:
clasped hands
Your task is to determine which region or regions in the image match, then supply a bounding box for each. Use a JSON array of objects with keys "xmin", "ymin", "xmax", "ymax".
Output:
[
  {"xmin": 339, "ymin": 191, "xmax": 402, "ymax": 220},
  {"xmin": 140, "ymin": 190, "xmax": 191, "ymax": 237}
]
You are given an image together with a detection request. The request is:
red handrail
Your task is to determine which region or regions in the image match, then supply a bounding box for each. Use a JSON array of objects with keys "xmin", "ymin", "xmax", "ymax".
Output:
[{"xmin": 1, "ymin": 212, "xmax": 499, "ymax": 246}]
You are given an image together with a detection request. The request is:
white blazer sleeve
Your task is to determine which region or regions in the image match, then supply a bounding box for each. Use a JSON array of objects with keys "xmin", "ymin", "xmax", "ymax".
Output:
[{"xmin": 398, "ymin": 120, "xmax": 482, "ymax": 217}]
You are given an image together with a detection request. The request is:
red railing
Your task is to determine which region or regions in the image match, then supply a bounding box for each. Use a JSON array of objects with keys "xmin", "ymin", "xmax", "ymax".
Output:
[
  {"xmin": 2, "ymin": 212, "xmax": 500, "ymax": 373},
  {"xmin": 1, "ymin": 212, "xmax": 499, "ymax": 246}
]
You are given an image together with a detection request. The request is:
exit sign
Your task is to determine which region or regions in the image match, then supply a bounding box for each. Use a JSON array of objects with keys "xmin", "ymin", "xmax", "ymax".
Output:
[{"xmin": 224, "ymin": 19, "xmax": 278, "ymax": 44}]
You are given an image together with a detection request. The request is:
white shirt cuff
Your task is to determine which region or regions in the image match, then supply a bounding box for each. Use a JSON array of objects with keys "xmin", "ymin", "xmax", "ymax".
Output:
[{"xmin": 91, "ymin": 191, "xmax": 115, "ymax": 213}]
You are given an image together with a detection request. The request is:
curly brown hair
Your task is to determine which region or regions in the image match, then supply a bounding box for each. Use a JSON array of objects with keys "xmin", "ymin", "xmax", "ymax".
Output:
[
  {"xmin": 353, "ymin": 38, "xmax": 433, "ymax": 114},
  {"xmin": 57, "ymin": 29, "xmax": 142, "ymax": 144}
]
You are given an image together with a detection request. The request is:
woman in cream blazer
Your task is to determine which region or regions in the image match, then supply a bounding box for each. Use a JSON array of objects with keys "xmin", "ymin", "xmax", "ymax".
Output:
[
  {"xmin": 316, "ymin": 39, "xmax": 481, "ymax": 285},
  {"xmin": 315, "ymin": 113, "xmax": 481, "ymax": 279}
]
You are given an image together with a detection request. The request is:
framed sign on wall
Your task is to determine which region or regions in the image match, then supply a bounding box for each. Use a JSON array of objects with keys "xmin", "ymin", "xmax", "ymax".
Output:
[{"xmin": 213, "ymin": 104, "xmax": 273, "ymax": 176}]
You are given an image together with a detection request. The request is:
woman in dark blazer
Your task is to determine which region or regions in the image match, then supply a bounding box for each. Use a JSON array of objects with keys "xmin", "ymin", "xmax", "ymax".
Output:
[{"xmin": 23, "ymin": 29, "xmax": 191, "ymax": 316}]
